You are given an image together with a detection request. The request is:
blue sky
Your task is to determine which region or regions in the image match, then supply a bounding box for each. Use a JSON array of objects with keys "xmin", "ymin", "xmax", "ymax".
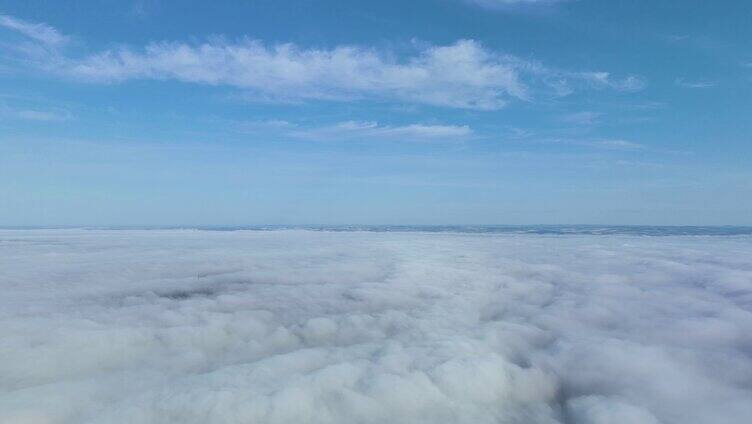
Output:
[{"xmin": 0, "ymin": 0, "xmax": 750, "ymax": 226}]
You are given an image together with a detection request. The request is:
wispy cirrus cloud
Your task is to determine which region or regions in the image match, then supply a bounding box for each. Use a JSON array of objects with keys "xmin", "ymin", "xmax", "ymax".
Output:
[
  {"xmin": 560, "ymin": 111, "xmax": 602, "ymax": 125},
  {"xmin": 1, "ymin": 15, "xmax": 645, "ymax": 110},
  {"xmin": 579, "ymin": 72, "xmax": 647, "ymax": 92},
  {"xmin": 0, "ymin": 14, "xmax": 67, "ymax": 46},
  {"xmin": 522, "ymin": 136, "xmax": 645, "ymax": 151},
  {"xmin": 666, "ymin": 34, "xmax": 690, "ymax": 43},
  {"xmin": 14, "ymin": 109, "xmax": 71, "ymax": 121},
  {"xmin": 536, "ymin": 72, "xmax": 645, "ymax": 97},
  {"xmin": 674, "ymin": 78, "xmax": 715, "ymax": 89},
  {"xmin": 222, "ymin": 118, "xmax": 472, "ymax": 142},
  {"xmin": 467, "ymin": 0, "xmax": 564, "ymax": 10},
  {"xmin": 292, "ymin": 121, "xmax": 473, "ymax": 141},
  {"xmin": 593, "ymin": 139, "xmax": 644, "ymax": 150},
  {"xmin": 0, "ymin": 104, "xmax": 73, "ymax": 121}
]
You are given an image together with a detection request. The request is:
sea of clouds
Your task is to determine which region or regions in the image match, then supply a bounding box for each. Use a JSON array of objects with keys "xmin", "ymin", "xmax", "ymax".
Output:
[{"xmin": 1, "ymin": 229, "xmax": 751, "ymax": 424}]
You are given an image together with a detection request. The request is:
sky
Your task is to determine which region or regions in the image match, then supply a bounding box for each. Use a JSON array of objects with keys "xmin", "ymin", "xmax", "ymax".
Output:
[{"xmin": 0, "ymin": 0, "xmax": 750, "ymax": 226}]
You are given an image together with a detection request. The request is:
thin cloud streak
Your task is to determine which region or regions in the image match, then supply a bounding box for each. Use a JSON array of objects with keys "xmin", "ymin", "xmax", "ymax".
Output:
[
  {"xmin": 467, "ymin": 0, "xmax": 564, "ymax": 10},
  {"xmin": 14, "ymin": 109, "xmax": 71, "ymax": 121},
  {"xmin": 221, "ymin": 119, "xmax": 472, "ymax": 142},
  {"xmin": 594, "ymin": 139, "xmax": 644, "ymax": 150},
  {"xmin": 293, "ymin": 121, "xmax": 473, "ymax": 141},
  {"xmin": 523, "ymin": 136, "xmax": 646, "ymax": 151},
  {"xmin": 0, "ymin": 104, "xmax": 73, "ymax": 121},
  {"xmin": 0, "ymin": 14, "xmax": 67, "ymax": 46},
  {"xmin": 674, "ymin": 78, "xmax": 715, "ymax": 89},
  {"xmin": 560, "ymin": 111, "xmax": 602, "ymax": 125}
]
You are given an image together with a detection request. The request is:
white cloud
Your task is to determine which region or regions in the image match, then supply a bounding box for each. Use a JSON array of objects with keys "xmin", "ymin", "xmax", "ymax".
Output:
[
  {"xmin": 63, "ymin": 41, "xmax": 645, "ymax": 108},
  {"xmin": 1, "ymin": 229, "xmax": 751, "ymax": 423},
  {"xmin": 560, "ymin": 111, "xmax": 602, "ymax": 125},
  {"xmin": 67, "ymin": 39, "xmax": 527, "ymax": 110},
  {"xmin": 532, "ymin": 72, "xmax": 645, "ymax": 97},
  {"xmin": 226, "ymin": 119, "xmax": 471, "ymax": 141},
  {"xmin": 675, "ymin": 78, "xmax": 715, "ymax": 89},
  {"xmin": 0, "ymin": 15, "xmax": 647, "ymax": 110},
  {"xmin": 569, "ymin": 396, "xmax": 661, "ymax": 424},
  {"xmin": 539, "ymin": 137, "xmax": 645, "ymax": 151},
  {"xmin": 594, "ymin": 138, "xmax": 644, "ymax": 150},
  {"xmin": 0, "ymin": 14, "xmax": 67, "ymax": 46},
  {"xmin": 666, "ymin": 34, "xmax": 690, "ymax": 43},
  {"xmin": 232, "ymin": 119, "xmax": 295, "ymax": 133},
  {"xmin": 468, "ymin": 0, "xmax": 563, "ymax": 9},
  {"xmin": 579, "ymin": 72, "xmax": 647, "ymax": 92},
  {"xmin": 292, "ymin": 121, "xmax": 473, "ymax": 141},
  {"xmin": 0, "ymin": 104, "xmax": 72, "ymax": 121},
  {"xmin": 14, "ymin": 109, "xmax": 71, "ymax": 121}
]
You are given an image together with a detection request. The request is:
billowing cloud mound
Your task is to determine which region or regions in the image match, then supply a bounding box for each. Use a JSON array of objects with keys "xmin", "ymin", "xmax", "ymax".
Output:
[{"xmin": 1, "ymin": 230, "xmax": 751, "ymax": 423}]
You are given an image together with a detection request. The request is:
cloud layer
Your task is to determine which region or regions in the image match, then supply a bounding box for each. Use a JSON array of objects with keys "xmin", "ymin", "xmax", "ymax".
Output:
[{"xmin": 1, "ymin": 230, "xmax": 751, "ymax": 423}]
